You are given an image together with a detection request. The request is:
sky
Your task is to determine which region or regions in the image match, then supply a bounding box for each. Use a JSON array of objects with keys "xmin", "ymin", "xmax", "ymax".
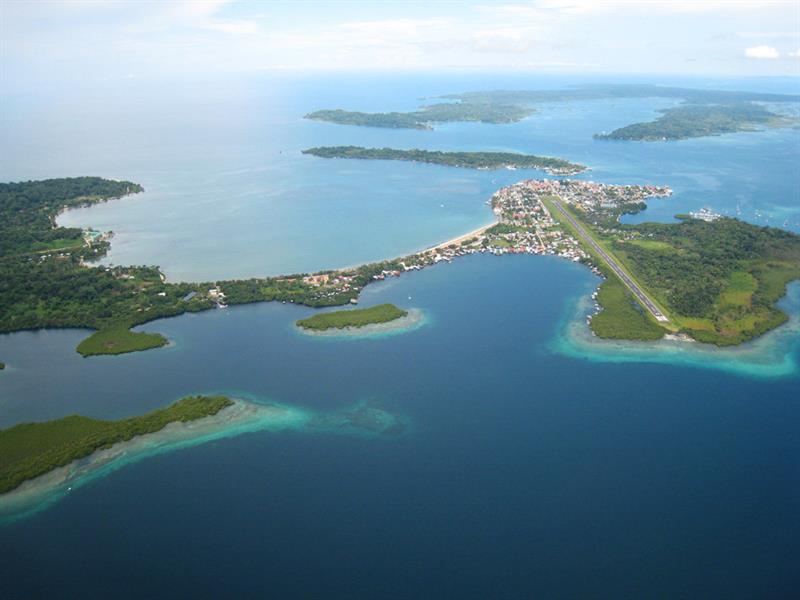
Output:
[{"xmin": 1, "ymin": 0, "xmax": 799, "ymax": 87}]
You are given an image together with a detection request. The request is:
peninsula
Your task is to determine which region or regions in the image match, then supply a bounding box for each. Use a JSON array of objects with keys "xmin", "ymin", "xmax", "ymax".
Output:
[
  {"xmin": 0, "ymin": 395, "xmax": 233, "ymax": 494},
  {"xmin": 307, "ymin": 84, "xmax": 800, "ymax": 139},
  {"xmin": 296, "ymin": 303, "xmax": 407, "ymax": 331},
  {"xmin": 302, "ymin": 146, "xmax": 587, "ymax": 175}
]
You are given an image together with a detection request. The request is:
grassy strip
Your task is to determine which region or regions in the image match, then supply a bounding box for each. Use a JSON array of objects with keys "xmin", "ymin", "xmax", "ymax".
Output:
[
  {"xmin": 0, "ymin": 395, "xmax": 233, "ymax": 494},
  {"xmin": 297, "ymin": 303, "xmax": 407, "ymax": 331},
  {"xmin": 76, "ymin": 327, "xmax": 168, "ymax": 357},
  {"xmin": 590, "ymin": 277, "xmax": 667, "ymax": 341},
  {"xmin": 540, "ymin": 195, "xmax": 669, "ymax": 338}
]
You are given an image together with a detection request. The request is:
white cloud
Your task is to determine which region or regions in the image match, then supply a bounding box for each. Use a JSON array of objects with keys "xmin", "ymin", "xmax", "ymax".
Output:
[
  {"xmin": 737, "ymin": 31, "xmax": 800, "ymax": 39},
  {"xmin": 789, "ymin": 49, "xmax": 800, "ymax": 58},
  {"xmin": 473, "ymin": 27, "xmax": 534, "ymax": 53},
  {"xmin": 204, "ymin": 20, "xmax": 258, "ymax": 35},
  {"xmin": 477, "ymin": 1, "xmax": 788, "ymax": 17},
  {"xmin": 744, "ymin": 45, "xmax": 780, "ymax": 59}
]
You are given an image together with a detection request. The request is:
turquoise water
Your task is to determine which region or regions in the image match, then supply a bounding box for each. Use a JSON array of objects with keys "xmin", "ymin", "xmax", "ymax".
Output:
[{"xmin": 1, "ymin": 73, "xmax": 799, "ymax": 598}]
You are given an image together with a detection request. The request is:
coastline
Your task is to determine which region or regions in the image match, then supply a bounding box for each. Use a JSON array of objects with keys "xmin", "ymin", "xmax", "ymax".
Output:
[
  {"xmin": 0, "ymin": 395, "xmax": 407, "ymax": 524},
  {"xmin": 424, "ymin": 221, "xmax": 498, "ymax": 254},
  {"xmin": 0, "ymin": 398, "xmax": 308, "ymax": 523},
  {"xmin": 550, "ymin": 279, "xmax": 800, "ymax": 379}
]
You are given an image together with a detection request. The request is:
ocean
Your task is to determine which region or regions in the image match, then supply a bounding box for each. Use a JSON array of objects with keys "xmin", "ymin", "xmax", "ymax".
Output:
[{"xmin": 1, "ymin": 72, "xmax": 799, "ymax": 598}]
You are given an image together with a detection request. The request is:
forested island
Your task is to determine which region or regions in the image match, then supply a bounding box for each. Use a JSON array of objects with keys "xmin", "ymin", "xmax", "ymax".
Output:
[
  {"xmin": 594, "ymin": 102, "xmax": 793, "ymax": 141},
  {"xmin": 296, "ymin": 303, "xmax": 407, "ymax": 331},
  {"xmin": 307, "ymin": 84, "xmax": 799, "ymax": 139},
  {"xmin": 0, "ymin": 395, "xmax": 233, "ymax": 494},
  {"xmin": 302, "ymin": 146, "xmax": 586, "ymax": 175}
]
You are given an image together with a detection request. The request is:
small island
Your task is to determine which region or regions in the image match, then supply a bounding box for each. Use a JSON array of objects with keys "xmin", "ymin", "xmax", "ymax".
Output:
[
  {"xmin": 76, "ymin": 327, "xmax": 168, "ymax": 357},
  {"xmin": 296, "ymin": 303, "xmax": 408, "ymax": 331},
  {"xmin": 0, "ymin": 395, "xmax": 233, "ymax": 494},
  {"xmin": 302, "ymin": 146, "xmax": 586, "ymax": 175},
  {"xmin": 594, "ymin": 102, "xmax": 794, "ymax": 141}
]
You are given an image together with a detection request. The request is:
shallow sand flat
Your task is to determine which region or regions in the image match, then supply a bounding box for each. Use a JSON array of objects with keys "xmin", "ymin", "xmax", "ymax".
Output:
[
  {"xmin": 295, "ymin": 308, "xmax": 428, "ymax": 339},
  {"xmin": 0, "ymin": 399, "xmax": 309, "ymax": 523}
]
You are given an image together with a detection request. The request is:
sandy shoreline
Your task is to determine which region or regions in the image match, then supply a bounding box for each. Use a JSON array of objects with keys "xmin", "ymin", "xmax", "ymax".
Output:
[{"xmin": 423, "ymin": 220, "xmax": 498, "ymax": 253}]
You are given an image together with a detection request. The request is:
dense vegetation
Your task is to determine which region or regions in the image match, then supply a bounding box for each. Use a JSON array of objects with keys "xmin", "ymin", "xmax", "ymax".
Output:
[
  {"xmin": 0, "ymin": 177, "xmax": 142, "ymax": 257},
  {"xmin": 302, "ymin": 146, "xmax": 586, "ymax": 175},
  {"xmin": 76, "ymin": 327, "xmax": 168, "ymax": 356},
  {"xmin": 612, "ymin": 218, "xmax": 800, "ymax": 345},
  {"xmin": 594, "ymin": 102, "xmax": 789, "ymax": 141},
  {"xmin": 0, "ymin": 395, "xmax": 233, "ymax": 494},
  {"xmin": 305, "ymin": 101, "xmax": 536, "ymax": 129},
  {"xmin": 589, "ymin": 276, "xmax": 667, "ymax": 341},
  {"xmin": 0, "ymin": 178, "xmax": 215, "ymax": 346},
  {"xmin": 296, "ymin": 303, "xmax": 407, "ymax": 331},
  {"xmin": 544, "ymin": 190, "xmax": 800, "ymax": 344}
]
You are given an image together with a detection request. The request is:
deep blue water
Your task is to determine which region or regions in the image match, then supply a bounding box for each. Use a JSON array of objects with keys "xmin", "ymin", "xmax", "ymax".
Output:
[{"xmin": 1, "ymin": 73, "xmax": 800, "ymax": 598}]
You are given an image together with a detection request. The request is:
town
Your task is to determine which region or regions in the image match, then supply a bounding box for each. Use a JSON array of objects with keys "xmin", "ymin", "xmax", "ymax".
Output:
[{"xmin": 250, "ymin": 179, "xmax": 673, "ymax": 307}]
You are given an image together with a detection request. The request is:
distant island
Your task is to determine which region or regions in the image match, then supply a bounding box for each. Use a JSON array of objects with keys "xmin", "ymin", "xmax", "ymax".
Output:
[
  {"xmin": 306, "ymin": 84, "xmax": 800, "ymax": 140},
  {"xmin": 0, "ymin": 395, "xmax": 232, "ymax": 494},
  {"xmin": 305, "ymin": 102, "xmax": 535, "ymax": 129},
  {"xmin": 302, "ymin": 146, "xmax": 587, "ymax": 175},
  {"xmin": 594, "ymin": 102, "xmax": 794, "ymax": 141},
  {"xmin": 296, "ymin": 303, "xmax": 407, "ymax": 331}
]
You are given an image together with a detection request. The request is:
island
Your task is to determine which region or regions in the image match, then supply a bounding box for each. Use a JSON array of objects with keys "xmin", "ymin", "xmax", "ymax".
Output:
[
  {"xmin": 75, "ymin": 327, "xmax": 168, "ymax": 356},
  {"xmin": 0, "ymin": 362, "xmax": 4, "ymax": 370},
  {"xmin": 1, "ymin": 176, "xmax": 798, "ymax": 354},
  {"xmin": 0, "ymin": 395, "xmax": 233, "ymax": 494},
  {"xmin": 594, "ymin": 102, "xmax": 793, "ymax": 141},
  {"xmin": 296, "ymin": 303, "xmax": 407, "ymax": 331},
  {"xmin": 302, "ymin": 146, "xmax": 587, "ymax": 175},
  {"xmin": 306, "ymin": 84, "xmax": 800, "ymax": 139}
]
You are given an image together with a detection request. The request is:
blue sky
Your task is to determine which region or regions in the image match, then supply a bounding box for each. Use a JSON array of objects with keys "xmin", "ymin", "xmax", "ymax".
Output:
[{"xmin": 1, "ymin": 0, "xmax": 798, "ymax": 85}]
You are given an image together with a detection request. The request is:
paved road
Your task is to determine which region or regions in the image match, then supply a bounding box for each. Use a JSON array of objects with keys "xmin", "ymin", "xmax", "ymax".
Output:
[{"xmin": 551, "ymin": 199, "xmax": 670, "ymax": 323}]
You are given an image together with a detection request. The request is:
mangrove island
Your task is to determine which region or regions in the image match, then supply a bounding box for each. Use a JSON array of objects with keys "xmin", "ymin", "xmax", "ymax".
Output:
[
  {"xmin": 0, "ymin": 395, "xmax": 233, "ymax": 494},
  {"xmin": 296, "ymin": 303, "xmax": 408, "ymax": 331}
]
